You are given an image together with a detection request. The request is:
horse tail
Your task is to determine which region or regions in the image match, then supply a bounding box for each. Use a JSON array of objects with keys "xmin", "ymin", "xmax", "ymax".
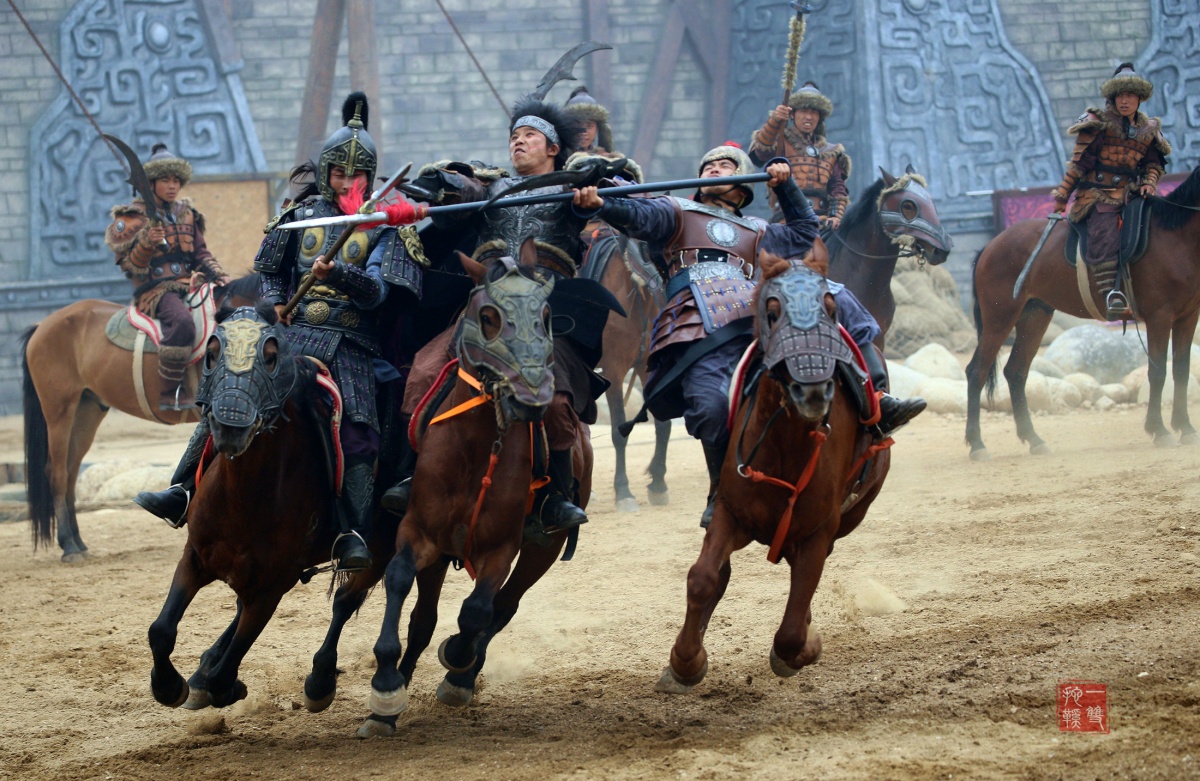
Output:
[
  {"xmin": 21, "ymin": 326, "xmax": 55, "ymax": 549},
  {"xmin": 970, "ymin": 249, "xmax": 998, "ymax": 402}
]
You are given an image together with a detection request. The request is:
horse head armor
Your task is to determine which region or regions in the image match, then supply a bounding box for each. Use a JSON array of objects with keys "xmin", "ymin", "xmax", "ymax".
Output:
[
  {"xmin": 197, "ymin": 306, "xmax": 298, "ymax": 435},
  {"xmin": 757, "ymin": 263, "xmax": 855, "ymax": 385},
  {"xmin": 877, "ymin": 166, "xmax": 953, "ymax": 263}
]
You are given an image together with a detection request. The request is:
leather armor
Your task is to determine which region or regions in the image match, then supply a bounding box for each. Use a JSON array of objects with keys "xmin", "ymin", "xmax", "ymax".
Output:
[
  {"xmin": 474, "ymin": 177, "xmax": 584, "ymax": 278},
  {"xmin": 750, "ymin": 123, "xmax": 850, "ymax": 220}
]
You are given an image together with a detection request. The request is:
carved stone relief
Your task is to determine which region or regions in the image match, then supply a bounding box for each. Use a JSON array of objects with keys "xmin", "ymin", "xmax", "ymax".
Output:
[{"xmin": 1136, "ymin": 0, "xmax": 1200, "ymax": 170}]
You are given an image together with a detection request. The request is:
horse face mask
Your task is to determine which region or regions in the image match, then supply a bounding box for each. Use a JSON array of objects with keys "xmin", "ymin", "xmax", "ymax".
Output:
[
  {"xmin": 457, "ymin": 256, "xmax": 556, "ymax": 415},
  {"xmin": 877, "ymin": 168, "xmax": 953, "ymax": 263},
  {"xmin": 756, "ymin": 263, "xmax": 855, "ymax": 386},
  {"xmin": 197, "ymin": 307, "xmax": 298, "ymax": 432}
]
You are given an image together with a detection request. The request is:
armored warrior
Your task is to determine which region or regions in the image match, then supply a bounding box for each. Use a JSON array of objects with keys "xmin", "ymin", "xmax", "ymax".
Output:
[
  {"xmin": 573, "ymin": 143, "xmax": 924, "ymax": 525},
  {"xmin": 382, "ymin": 96, "xmax": 619, "ymax": 535},
  {"xmin": 135, "ymin": 92, "xmax": 425, "ymax": 573},
  {"xmin": 749, "ymin": 81, "xmax": 851, "ymax": 229},
  {"xmin": 105, "ymin": 144, "xmax": 228, "ymax": 410},
  {"xmin": 1051, "ymin": 63, "xmax": 1170, "ymax": 320}
]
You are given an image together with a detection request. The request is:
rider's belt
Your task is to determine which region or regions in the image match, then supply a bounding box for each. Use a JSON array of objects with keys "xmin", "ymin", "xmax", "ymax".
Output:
[
  {"xmin": 296, "ymin": 297, "xmax": 374, "ymax": 334},
  {"xmin": 149, "ymin": 252, "xmax": 192, "ymax": 280},
  {"xmin": 664, "ymin": 259, "xmax": 750, "ymax": 302},
  {"xmin": 666, "ymin": 248, "xmax": 746, "ymax": 279},
  {"xmin": 1081, "ymin": 166, "xmax": 1138, "ymax": 189}
]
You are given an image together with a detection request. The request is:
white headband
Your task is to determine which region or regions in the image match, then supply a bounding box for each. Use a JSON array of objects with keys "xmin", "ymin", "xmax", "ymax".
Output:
[{"xmin": 512, "ymin": 115, "xmax": 560, "ymax": 146}]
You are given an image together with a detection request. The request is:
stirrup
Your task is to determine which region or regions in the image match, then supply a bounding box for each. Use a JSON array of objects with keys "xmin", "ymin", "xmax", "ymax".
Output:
[
  {"xmin": 331, "ymin": 531, "xmax": 370, "ymax": 572},
  {"xmin": 133, "ymin": 484, "xmax": 191, "ymax": 529},
  {"xmin": 1105, "ymin": 289, "xmax": 1130, "ymax": 320},
  {"xmin": 159, "ymin": 385, "xmax": 197, "ymax": 412}
]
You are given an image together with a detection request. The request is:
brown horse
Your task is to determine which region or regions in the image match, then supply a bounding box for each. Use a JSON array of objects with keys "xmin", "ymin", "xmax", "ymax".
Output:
[
  {"xmin": 355, "ymin": 242, "xmax": 592, "ymax": 738},
  {"xmin": 583, "ymin": 231, "xmax": 671, "ymax": 511},
  {"xmin": 147, "ymin": 304, "xmax": 395, "ymax": 709},
  {"xmin": 22, "ymin": 276, "xmax": 259, "ymax": 561},
  {"xmin": 656, "ymin": 248, "xmax": 890, "ymax": 693},
  {"xmin": 966, "ymin": 166, "xmax": 1200, "ymax": 458},
  {"xmin": 826, "ymin": 167, "xmax": 953, "ymax": 345}
]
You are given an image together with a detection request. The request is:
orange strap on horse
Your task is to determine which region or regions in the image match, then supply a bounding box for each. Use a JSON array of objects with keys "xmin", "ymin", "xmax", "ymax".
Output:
[
  {"xmin": 846, "ymin": 437, "xmax": 894, "ymax": 486},
  {"xmin": 429, "ymin": 367, "xmax": 491, "ymax": 426},
  {"xmin": 738, "ymin": 428, "xmax": 828, "ymax": 565}
]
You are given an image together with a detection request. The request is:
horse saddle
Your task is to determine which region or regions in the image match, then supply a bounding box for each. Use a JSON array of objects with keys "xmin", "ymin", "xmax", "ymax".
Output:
[
  {"xmin": 1064, "ymin": 196, "xmax": 1152, "ymax": 268},
  {"xmin": 104, "ymin": 285, "xmax": 217, "ymax": 363}
]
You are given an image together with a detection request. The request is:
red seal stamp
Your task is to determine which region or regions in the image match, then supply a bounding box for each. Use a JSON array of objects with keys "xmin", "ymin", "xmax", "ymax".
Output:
[{"xmin": 1057, "ymin": 681, "xmax": 1108, "ymax": 733}]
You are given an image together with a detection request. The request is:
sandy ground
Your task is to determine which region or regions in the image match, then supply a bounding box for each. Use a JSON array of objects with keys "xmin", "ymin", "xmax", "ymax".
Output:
[{"xmin": 0, "ymin": 404, "xmax": 1197, "ymax": 781}]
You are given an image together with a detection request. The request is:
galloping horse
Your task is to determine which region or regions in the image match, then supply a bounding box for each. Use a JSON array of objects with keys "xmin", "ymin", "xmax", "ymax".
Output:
[
  {"xmin": 147, "ymin": 304, "xmax": 392, "ymax": 710},
  {"xmin": 22, "ymin": 276, "xmax": 259, "ymax": 562},
  {"xmin": 582, "ymin": 230, "xmax": 671, "ymax": 510},
  {"xmin": 656, "ymin": 248, "xmax": 891, "ymax": 693},
  {"xmin": 826, "ymin": 166, "xmax": 953, "ymax": 345},
  {"xmin": 966, "ymin": 166, "xmax": 1200, "ymax": 458},
  {"xmin": 355, "ymin": 240, "xmax": 592, "ymax": 738}
]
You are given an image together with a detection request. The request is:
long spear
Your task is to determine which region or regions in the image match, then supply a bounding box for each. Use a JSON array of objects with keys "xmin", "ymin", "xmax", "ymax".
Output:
[{"xmin": 777, "ymin": 2, "xmax": 813, "ymax": 157}]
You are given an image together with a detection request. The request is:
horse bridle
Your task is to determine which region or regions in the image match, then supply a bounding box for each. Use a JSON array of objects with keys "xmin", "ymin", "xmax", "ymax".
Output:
[{"xmin": 824, "ymin": 227, "xmax": 926, "ymax": 262}]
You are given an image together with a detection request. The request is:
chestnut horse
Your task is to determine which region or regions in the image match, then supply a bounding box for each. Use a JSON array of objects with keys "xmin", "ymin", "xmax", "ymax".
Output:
[
  {"xmin": 656, "ymin": 248, "xmax": 890, "ymax": 693},
  {"xmin": 826, "ymin": 166, "xmax": 953, "ymax": 346},
  {"xmin": 355, "ymin": 242, "xmax": 592, "ymax": 738},
  {"xmin": 147, "ymin": 304, "xmax": 397, "ymax": 710},
  {"xmin": 583, "ymin": 231, "xmax": 671, "ymax": 510},
  {"xmin": 22, "ymin": 275, "xmax": 259, "ymax": 561},
  {"xmin": 966, "ymin": 166, "xmax": 1200, "ymax": 458}
]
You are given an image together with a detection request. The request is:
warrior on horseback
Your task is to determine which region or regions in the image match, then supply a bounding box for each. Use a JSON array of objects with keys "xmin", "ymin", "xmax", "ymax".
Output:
[
  {"xmin": 749, "ymin": 81, "xmax": 851, "ymax": 230},
  {"xmin": 573, "ymin": 143, "xmax": 924, "ymax": 526},
  {"xmin": 135, "ymin": 92, "xmax": 425, "ymax": 574},
  {"xmin": 105, "ymin": 144, "xmax": 229, "ymax": 411},
  {"xmin": 1050, "ymin": 63, "xmax": 1171, "ymax": 321},
  {"xmin": 381, "ymin": 96, "xmax": 622, "ymax": 536}
]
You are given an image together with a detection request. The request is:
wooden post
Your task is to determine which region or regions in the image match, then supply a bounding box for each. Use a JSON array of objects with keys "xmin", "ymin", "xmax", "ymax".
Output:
[
  {"xmin": 631, "ymin": 4, "xmax": 686, "ymax": 169},
  {"xmin": 294, "ymin": 0, "xmax": 347, "ymax": 167},
  {"xmin": 346, "ymin": 0, "xmax": 383, "ymax": 167},
  {"xmin": 585, "ymin": 0, "xmax": 613, "ymax": 108}
]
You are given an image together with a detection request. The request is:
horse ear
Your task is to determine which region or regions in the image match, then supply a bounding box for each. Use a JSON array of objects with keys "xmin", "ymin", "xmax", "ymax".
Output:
[
  {"xmin": 458, "ymin": 251, "xmax": 488, "ymax": 285},
  {"xmin": 518, "ymin": 237, "xmax": 538, "ymax": 269},
  {"xmin": 905, "ymin": 163, "xmax": 916, "ymax": 175},
  {"xmin": 801, "ymin": 236, "xmax": 830, "ymax": 277},
  {"xmin": 879, "ymin": 167, "xmax": 897, "ymax": 187}
]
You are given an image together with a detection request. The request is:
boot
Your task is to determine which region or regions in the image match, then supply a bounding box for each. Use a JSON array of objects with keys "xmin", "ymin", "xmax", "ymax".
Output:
[
  {"xmin": 157, "ymin": 345, "xmax": 196, "ymax": 411},
  {"xmin": 538, "ymin": 449, "xmax": 588, "ymax": 535},
  {"xmin": 862, "ymin": 344, "xmax": 926, "ymax": 436},
  {"xmin": 134, "ymin": 418, "xmax": 210, "ymax": 528},
  {"xmin": 332, "ymin": 459, "xmax": 374, "ymax": 572},
  {"xmin": 380, "ymin": 419, "xmax": 416, "ymax": 516},
  {"xmin": 700, "ymin": 442, "xmax": 725, "ymax": 529}
]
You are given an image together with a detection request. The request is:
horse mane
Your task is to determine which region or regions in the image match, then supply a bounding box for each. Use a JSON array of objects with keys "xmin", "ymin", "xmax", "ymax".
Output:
[
  {"xmin": 289, "ymin": 160, "xmax": 321, "ymax": 203},
  {"xmin": 217, "ymin": 272, "xmax": 261, "ymax": 305},
  {"xmin": 827, "ymin": 178, "xmax": 886, "ymax": 265},
  {"xmin": 215, "ymin": 299, "xmax": 277, "ymax": 325},
  {"xmin": 1151, "ymin": 166, "xmax": 1200, "ymax": 232}
]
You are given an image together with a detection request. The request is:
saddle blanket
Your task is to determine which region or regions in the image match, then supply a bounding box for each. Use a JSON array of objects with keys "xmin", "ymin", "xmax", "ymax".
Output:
[{"xmin": 104, "ymin": 284, "xmax": 217, "ymax": 364}]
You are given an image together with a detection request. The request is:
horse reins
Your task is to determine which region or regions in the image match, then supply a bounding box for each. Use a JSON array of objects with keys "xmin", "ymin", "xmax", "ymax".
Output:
[{"xmin": 825, "ymin": 226, "xmax": 924, "ymax": 261}]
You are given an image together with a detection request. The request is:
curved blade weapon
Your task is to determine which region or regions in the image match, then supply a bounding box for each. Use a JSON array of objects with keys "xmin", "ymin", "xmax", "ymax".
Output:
[
  {"xmin": 102, "ymin": 133, "xmax": 171, "ymax": 250},
  {"xmin": 530, "ymin": 41, "xmax": 612, "ymax": 102}
]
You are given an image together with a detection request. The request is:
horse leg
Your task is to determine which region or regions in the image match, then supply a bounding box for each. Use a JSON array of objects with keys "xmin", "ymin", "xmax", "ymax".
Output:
[
  {"xmin": 437, "ymin": 537, "xmax": 567, "ymax": 707},
  {"xmin": 770, "ymin": 525, "xmax": 838, "ymax": 677},
  {"xmin": 1005, "ymin": 302, "xmax": 1054, "ymax": 455},
  {"xmin": 359, "ymin": 544, "xmax": 421, "ymax": 738},
  {"xmin": 148, "ymin": 547, "xmax": 213, "ymax": 707},
  {"xmin": 607, "ymin": 380, "xmax": 639, "ymax": 512},
  {"xmin": 203, "ymin": 588, "xmax": 288, "ymax": 708},
  {"xmin": 656, "ymin": 503, "xmax": 748, "ymax": 694},
  {"xmin": 646, "ymin": 414, "xmax": 671, "ymax": 505},
  {"xmin": 1170, "ymin": 310, "xmax": 1200, "ymax": 443},
  {"xmin": 304, "ymin": 563, "xmax": 385, "ymax": 713},
  {"xmin": 184, "ymin": 600, "xmax": 243, "ymax": 710},
  {"xmin": 966, "ymin": 311, "xmax": 1019, "ymax": 462},
  {"xmin": 439, "ymin": 548, "xmax": 517, "ymax": 676},
  {"xmin": 42, "ymin": 395, "xmax": 86, "ymax": 562},
  {"xmin": 62, "ymin": 395, "xmax": 109, "ymax": 556},
  {"xmin": 1142, "ymin": 319, "xmax": 1176, "ymax": 446}
]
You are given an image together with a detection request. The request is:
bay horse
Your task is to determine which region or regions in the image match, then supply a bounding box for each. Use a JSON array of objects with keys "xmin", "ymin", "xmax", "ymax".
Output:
[
  {"xmin": 826, "ymin": 166, "xmax": 953, "ymax": 345},
  {"xmin": 582, "ymin": 230, "xmax": 671, "ymax": 511},
  {"xmin": 147, "ymin": 303, "xmax": 395, "ymax": 710},
  {"xmin": 656, "ymin": 247, "xmax": 891, "ymax": 693},
  {"xmin": 354, "ymin": 240, "xmax": 592, "ymax": 738},
  {"xmin": 22, "ymin": 275, "xmax": 259, "ymax": 561},
  {"xmin": 966, "ymin": 166, "xmax": 1200, "ymax": 458}
]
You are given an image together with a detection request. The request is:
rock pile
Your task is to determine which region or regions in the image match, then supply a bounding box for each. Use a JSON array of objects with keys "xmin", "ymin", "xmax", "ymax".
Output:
[{"xmin": 887, "ymin": 257, "xmax": 976, "ymax": 359}]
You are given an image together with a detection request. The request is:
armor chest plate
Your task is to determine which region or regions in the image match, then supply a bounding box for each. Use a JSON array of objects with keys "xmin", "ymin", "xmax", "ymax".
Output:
[
  {"xmin": 1098, "ymin": 123, "xmax": 1155, "ymax": 171},
  {"xmin": 479, "ymin": 179, "xmax": 581, "ymax": 264},
  {"xmin": 786, "ymin": 144, "xmax": 836, "ymax": 190},
  {"xmin": 163, "ymin": 212, "xmax": 196, "ymax": 254},
  {"xmin": 299, "ymin": 225, "xmax": 371, "ymax": 270},
  {"xmin": 667, "ymin": 199, "xmax": 763, "ymax": 268}
]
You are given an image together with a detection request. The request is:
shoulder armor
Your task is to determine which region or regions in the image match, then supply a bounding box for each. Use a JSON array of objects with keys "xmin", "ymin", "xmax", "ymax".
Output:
[
  {"xmin": 176, "ymin": 198, "xmax": 206, "ymax": 234},
  {"xmin": 1145, "ymin": 117, "xmax": 1173, "ymax": 156},
  {"xmin": 105, "ymin": 203, "xmax": 147, "ymax": 254},
  {"xmin": 378, "ymin": 227, "xmax": 424, "ymax": 299},
  {"xmin": 1067, "ymin": 108, "xmax": 1105, "ymax": 137},
  {"xmin": 264, "ymin": 196, "xmax": 321, "ymax": 233}
]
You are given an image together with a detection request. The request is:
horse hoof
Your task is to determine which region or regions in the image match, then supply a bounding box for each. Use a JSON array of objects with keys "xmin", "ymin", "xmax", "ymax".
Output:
[
  {"xmin": 61, "ymin": 551, "xmax": 87, "ymax": 564},
  {"xmin": 436, "ymin": 679, "xmax": 475, "ymax": 707},
  {"xmin": 769, "ymin": 648, "xmax": 802, "ymax": 678},
  {"xmin": 356, "ymin": 716, "xmax": 397, "ymax": 739},
  {"xmin": 368, "ymin": 685, "xmax": 409, "ymax": 717},
  {"xmin": 615, "ymin": 496, "xmax": 640, "ymax": 513},
  {"xmin": 1155, "ymin": 433, "xmax": 1180, "ymax": 449},
  {"xmin": 438, "ymin": 637, "xmax": 476, "ymax": 675},
  {"xmin": 1029, "ymin": 442, "xmax": 1053, "ymax": 456},
  {"xmin": 653, "ymin": 665, "xmax": 699, "ymax": 695},
  {"xmin": 968, "ymin": 448, "xmax": 991, "ymax": 462},
  {"xmin": 303, "ymin": 690, "xmax": 335, "ymax": 713},
  {"xmin": 1180, "ymin": 432, "xmax": 1199, "ymax": 446},
  {"xmin": 182, "ymin": 688, "xmax": 212, "ymax": 710},
  {"xmin": 647, "ymin": 489, "xmax": 669, "ymax": 506},
  {"xmin": 211, "ymin": 680, "xmax": 248, "ymax": 709}
]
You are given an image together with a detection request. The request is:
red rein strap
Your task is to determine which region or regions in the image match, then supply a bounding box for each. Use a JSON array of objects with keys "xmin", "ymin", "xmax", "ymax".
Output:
[
  {"xmin": 462, "ymin": 449, "xmax": 500, "ymax": 580},
  {"xmin": 739, "ymin": 428, "xmax": 828, "ymax": 565}
]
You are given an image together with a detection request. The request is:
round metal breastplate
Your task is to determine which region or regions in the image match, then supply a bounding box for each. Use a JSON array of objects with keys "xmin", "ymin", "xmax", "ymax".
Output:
[
  {"xmin": 705, "ymin": 218, "xmax": 740, "ymax": 248},
  {"xmin": 305, "ymin": 301, "xmax": 331, "ymax": 324}
]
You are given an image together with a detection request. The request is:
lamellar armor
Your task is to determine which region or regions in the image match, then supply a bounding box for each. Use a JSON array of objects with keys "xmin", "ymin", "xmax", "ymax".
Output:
[
  {"xmin": 106, "ymin": 197, "xmax": 224, "ymax": 315},
  {"xmin": 254, "ymin": 195, "xmax": 425, "ymax": 431}
]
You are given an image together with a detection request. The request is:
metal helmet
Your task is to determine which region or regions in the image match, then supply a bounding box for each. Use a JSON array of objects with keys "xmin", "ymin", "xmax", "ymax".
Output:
[
  {"xmin": 143, "ymin": 142, "xmax": 192, "ymax": 184},
  {"xmin": 318, "ymin": 91, "xmax": 378, "ymax": 201},
  {"xmin": 697, "ymin": 141, "xmax": 756, "ymax": 208},
  {"xmin": 1101, "ymin": 62, "xmax": 1153, "ymax": 102}
]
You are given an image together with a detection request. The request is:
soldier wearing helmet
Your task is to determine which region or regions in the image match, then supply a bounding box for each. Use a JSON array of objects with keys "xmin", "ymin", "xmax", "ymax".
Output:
[
  {"xmin": 1051, "ymin": 63, "xmax": 1170, "ymax": 320},
  {"xmin": 749, "ymin": 81, "xmax": 851, "ymax": 229}
]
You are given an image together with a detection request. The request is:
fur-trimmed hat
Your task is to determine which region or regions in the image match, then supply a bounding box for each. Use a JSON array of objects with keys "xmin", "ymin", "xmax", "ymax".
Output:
[
  {"xmin": 1101, "ymin": 62, "xmax": 1153, "ymax": 102},
  {"xmin": 787, "ymin": 81, "xmax": 833, "ymax": 119},
  {"xmin": 510, "ymin": 96, "xmax": 584, "ymax": 170},
  {"xmin": 697, "ymin": 141, "xmax": 755, "ymax": 209},
  {"xmin": 563, "ymin": 86, "xmax": 614, "ymax": 153},
  {"xmin": 143, "ymin": 143, "xmax": 192, "ymax": 185}
]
